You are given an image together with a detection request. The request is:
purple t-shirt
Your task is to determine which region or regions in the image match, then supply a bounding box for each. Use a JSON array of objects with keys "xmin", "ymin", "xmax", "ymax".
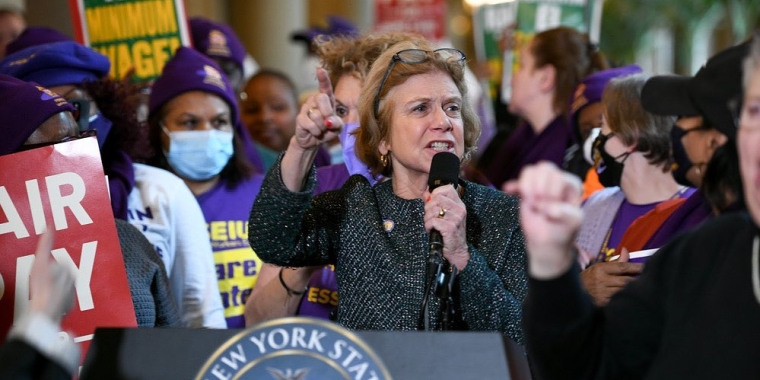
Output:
[
  {"xmin": 197, "ymin": 175, "xmax": 264, "ymax": 328},
  {"xmin": 315, "ymin": 163, "xmax": 350, "ymax": 195},
  {"xmin": 600, "ymin": 200, "xmax": 659, "ymax": 261},
  {"xmin": 297, "ymin": 265, "xmax": 338, "ymax": 319},
  {"xmin": 598, "ymin": 188, "xmax": 696, "ymax": 262}
]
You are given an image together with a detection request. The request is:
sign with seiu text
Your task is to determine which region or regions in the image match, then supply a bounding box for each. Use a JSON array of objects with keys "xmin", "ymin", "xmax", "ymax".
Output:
[
  {"xmin": 0, "ymin": 137, "xmax": 137, "ymax": 362},
  {"xmin": 68, "ymin": 0, "xmax": 190, "ymax": 81}
]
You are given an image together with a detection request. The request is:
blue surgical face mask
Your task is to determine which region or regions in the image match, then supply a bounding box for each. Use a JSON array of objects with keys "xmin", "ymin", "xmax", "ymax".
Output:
[
  {"xmin": 89, "ymin": 112, "xmax": 113, "ymax": 148},
  {"xmin": 163, "ymin": 127, "xmax": 234, "ymax": 181},
  {"xmin": 328, "ymin": 143, "xmax": 344, "ymax": 165},
  {"xmin": 339, "ymin": 122, "xmax": 376, "ymax": 184}
]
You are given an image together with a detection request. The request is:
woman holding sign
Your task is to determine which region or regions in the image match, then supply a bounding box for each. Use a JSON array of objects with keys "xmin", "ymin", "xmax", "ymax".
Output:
[
  {"xmin": 0, "ymin": 41, "xmax": 222, "ymax": 328},
  {"xmin": 147, "ymin": 47, "xmax": 265, "ymax": 329},
  {"xmin": 0, "ymin": 72, "xmax": 181, "ymax": 330},
  {"xmin": 576, "ymin": 74, "xmax": 694, "ymax": 306}
]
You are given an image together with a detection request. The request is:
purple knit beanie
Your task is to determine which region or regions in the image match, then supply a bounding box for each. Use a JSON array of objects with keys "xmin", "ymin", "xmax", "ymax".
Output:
[
  {"xmin": 0, "ymin": 73, "xmax": 75, "ymax": 155},
  {"xmin": 189, "ymin": 17, "xmax": 246, "ymax": 71},
  {"xmin": 0, "ymin": 41, "xmax": 110, "ymax": 87},
  {"xmin": 148, "ymin": 46, "xmax": 239, "ymax": 123}
]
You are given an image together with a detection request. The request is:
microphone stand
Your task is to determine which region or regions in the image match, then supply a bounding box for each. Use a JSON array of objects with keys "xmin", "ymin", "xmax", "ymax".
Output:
[
  {"xmin": 419, "ymin": 239, "xmax": 443, "ymax": 331},
  {"xmin": 419, "ymin": 240, "xmax": 460, "ymax": 331},
  {"xmin": 435, "ymin": 262, "xmax": 458, "ymax": 331}
]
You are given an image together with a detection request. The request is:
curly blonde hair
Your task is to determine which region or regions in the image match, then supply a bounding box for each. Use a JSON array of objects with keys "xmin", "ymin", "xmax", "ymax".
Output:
[{"xmin": 315, "ymin": 32, "xmax": 428, "ymax": 89}]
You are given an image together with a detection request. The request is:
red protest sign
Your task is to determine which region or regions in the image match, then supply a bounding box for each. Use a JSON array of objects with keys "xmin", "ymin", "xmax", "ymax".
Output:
[
  {"xmin": 374, "ymin": 0, "xmax": 448, "ymax": 42},
  {"xmin": 0, "ymin": 136, "xmax": 136, "ymax": 359}
]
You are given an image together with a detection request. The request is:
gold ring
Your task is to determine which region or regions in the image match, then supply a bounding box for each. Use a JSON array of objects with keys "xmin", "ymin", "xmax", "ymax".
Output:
[
  {"xmin": 308, "ymin": 107, "xmax": 317, "ymax": 117},
  {"xmin": 438, "ymin": 208, "xmax": 447, "ymax": 218}
]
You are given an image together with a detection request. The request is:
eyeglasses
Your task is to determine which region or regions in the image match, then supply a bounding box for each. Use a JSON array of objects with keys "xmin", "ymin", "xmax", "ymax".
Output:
[
  {"xmin": 68, "ymin": 98, "xmax": 92, "ymax": 133},
  {"xmin": 372, "ymin": 48, "xmax": 466, "ymax": 119},
  {"xmin": 18, "ymin": 129, "xmax": 97, "ymax": 152}
]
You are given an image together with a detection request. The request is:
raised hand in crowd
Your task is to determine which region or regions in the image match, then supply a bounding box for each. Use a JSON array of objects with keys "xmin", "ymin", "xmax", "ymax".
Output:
[
  {"xmin": 0, "ymin": 229, "xmax": 79, "ymax": 379},
  {"xmin": 504, "ymin": 161, "xmax": 583, "ymax": 279}
]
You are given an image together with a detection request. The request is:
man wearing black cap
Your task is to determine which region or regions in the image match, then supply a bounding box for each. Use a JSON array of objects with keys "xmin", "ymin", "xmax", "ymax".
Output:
[{"xmin": 641, "ymin": 41, "xmax": 746, "ymax": 190}]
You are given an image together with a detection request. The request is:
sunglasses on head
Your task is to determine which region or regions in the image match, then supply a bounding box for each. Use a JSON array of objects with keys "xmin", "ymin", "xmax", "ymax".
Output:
[{"xmin": 372, "ymin": 48, "xmax": 466, "ymax": 119}]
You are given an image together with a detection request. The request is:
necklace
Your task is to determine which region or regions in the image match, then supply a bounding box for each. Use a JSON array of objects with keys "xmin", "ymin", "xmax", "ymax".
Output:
[
  {"xmin": 753, "ymin": 236, "xmax": 760, "ymax": 305},
  {"xmin": 669, "ymin": 186, "xmax": 689, "ymax": 200}
]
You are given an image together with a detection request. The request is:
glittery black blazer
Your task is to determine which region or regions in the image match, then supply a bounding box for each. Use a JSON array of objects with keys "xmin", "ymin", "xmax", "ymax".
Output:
[{"xmin": 249, "ymin": 160, "xmax": 527, "ymax": 344}]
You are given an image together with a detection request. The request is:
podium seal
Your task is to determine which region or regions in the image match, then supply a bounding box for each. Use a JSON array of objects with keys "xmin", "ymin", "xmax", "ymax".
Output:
[{"xmin": 196, "ymin": 317, "xmax": 393, "ymax": 380}]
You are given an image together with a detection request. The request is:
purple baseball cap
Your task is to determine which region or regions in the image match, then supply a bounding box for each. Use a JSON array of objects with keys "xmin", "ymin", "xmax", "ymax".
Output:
[
  {"xmin": 291, "ymin": 15, "xmax": 359, "ymax": 44},
  {"xmin": 189, "ymin": 17, "xmax": 246, "ymax": 71},
  {"xmin": 0, "ymin": 41, "xmax": 110, "ymax": 87},
  {"xmin": 5, "ymin": 26, "xmax": 72, "ymax": 56},
  {"xmin": 0, "ymin": 73, "xmax": 75, "ymax": 155},
  {"xmin": 148, "ymin": 46, "xmax": 239, "ymax": 124},
  {"xmin": 570, "ymin": 64, "xmax": 643, "ymax": 128}
]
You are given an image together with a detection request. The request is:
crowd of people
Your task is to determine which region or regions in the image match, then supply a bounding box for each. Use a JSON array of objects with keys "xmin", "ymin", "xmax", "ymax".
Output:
[{"xmin": 1, "ymin": 5, "xmax": 759, "ymax": 379}]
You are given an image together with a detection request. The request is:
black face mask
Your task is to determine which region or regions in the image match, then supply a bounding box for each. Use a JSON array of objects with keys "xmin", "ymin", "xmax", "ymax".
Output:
[
  {"xmin": 670, "ymin": 125, "xmax": 694, "ymax": 187},
  {"xmin": 593, "ymin": 133, "xmax": 629, "ymax": 188}
]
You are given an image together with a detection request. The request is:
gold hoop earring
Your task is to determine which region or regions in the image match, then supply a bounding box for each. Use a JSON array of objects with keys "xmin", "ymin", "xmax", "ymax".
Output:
[{"xmin": 380, "ymin": 154, "xmax": 389, "ymax": 168}]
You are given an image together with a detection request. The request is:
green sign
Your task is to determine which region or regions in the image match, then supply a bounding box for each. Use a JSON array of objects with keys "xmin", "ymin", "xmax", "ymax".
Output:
[
  {"xmin": 70, "ymin": 0, "xmax": 190, "ymax": 81},
  {"xmin": 473, "ymin": 0, "xmax": 596, "ymax": 102}
]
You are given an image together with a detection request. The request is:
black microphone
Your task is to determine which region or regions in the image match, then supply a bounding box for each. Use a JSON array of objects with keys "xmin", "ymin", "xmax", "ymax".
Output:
[
  {"xmin": 428, "ymin": 152, "xmax": 460, "ymax": 254},
  {"xmin": 420, "ymin": 152, "xmax": 460, "ymax": 330}
]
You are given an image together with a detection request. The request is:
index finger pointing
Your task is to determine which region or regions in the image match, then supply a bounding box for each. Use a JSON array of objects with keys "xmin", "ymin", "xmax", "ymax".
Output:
[
  {"xmin": 35, "ymin": 226, "xmax": 55, "ymax": 258},
  {"xmin": 316, "ymin": 67, "xmax": 334, "ymax": 109}
]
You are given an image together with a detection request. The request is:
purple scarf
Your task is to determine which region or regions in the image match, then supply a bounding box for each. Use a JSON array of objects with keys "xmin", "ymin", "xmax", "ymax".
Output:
[{"xmin": 643, "ymin": 190, "xmax": 713, "ymax": 249}]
